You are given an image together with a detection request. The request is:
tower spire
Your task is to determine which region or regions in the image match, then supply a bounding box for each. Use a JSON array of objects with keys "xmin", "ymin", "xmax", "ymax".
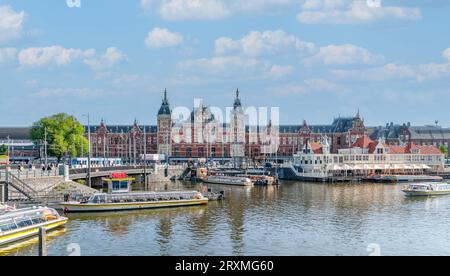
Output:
[
  {"xmin": 158, "ymin": 89, "xmax": 171, "ymax": 116},
  {"xmin": 233, "ymin": 88, "xmax": 242, "ymax": 109}
]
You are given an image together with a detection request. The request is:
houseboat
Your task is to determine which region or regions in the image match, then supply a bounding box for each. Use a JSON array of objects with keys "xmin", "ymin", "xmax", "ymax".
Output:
[
  {"xmin": 402, "ymin": 183, "xmax": 450, "ymax": 197},
  {"xmin": 0, "ymin": 206, "xmax": 68, "ymax": 247},
  {"xmin": 203, "ymin": 175, "xmax": 253, "ymax": 186},
  {"xmin": 60, "ymin": 191, "xmax": 209, "ymax": 213}
]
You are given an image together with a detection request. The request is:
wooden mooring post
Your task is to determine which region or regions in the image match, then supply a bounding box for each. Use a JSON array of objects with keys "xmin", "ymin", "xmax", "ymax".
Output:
[{"xmin": 38, "ymin": 227, "xmax": 47, "ymax": 256}]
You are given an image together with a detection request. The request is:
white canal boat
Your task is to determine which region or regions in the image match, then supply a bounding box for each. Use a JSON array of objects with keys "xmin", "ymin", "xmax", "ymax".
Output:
[
  {"xmin": 402, "ymin": 182, "xmax": 450, "ymax": 197},
  {"xmin": 203, "ymin": 175, "xmax": 253, "ymax": 186},
  {"xmin": 60, "ymin": 191, "xmax": 209, "ymax": 213}
]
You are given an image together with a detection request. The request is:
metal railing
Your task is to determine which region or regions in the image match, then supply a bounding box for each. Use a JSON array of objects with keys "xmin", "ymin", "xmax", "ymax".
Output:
[
  {"xmin": 0, "ymin": 169, "xmax": 59, "ymax": 181},
  {"xmin": 3, "ymin": 172, "xmax": 38, "ymax": 201}
]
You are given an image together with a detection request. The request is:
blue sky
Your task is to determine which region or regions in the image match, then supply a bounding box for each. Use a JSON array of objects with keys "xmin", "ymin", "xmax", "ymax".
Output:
[{"xmin": 0, "ymin": 0, "xmax": 449, "ymax": 127}]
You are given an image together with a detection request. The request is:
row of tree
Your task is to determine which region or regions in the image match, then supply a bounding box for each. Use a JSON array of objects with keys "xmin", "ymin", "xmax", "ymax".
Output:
[{"xmin": 30, "ymin": 113, "xmax": 88, "ymax": 161}]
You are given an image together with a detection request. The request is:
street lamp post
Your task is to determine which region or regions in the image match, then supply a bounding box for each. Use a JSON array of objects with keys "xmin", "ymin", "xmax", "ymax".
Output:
[
  {"xmin": 143, "ymin": 126, "xmax": 148, "ymax": 190},
  {"xmin": 83, "ymin": 114, "xmax": 92, "ymax": 188},
  {"xmin": 6, "ymin": 136, "xmax": 10, "ymax": 165},
  {"xmin": 44, "ymin": 127, "xmax": 48, "ymax": 167}
]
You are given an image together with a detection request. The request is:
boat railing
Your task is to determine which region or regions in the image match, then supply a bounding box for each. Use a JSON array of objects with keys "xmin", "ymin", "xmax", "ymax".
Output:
[{"xmin": 89, "ymin": 191, "xmax": 203, "ymax": 204}]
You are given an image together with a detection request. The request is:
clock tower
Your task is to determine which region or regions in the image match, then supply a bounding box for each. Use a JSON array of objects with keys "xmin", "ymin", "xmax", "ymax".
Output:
[
  {"xmin": 230, "ymin": 89, "xmax": 246, "ymax": 167},
  {"xmin": 157, "ymin": 89, "xmax": 172, "ymax": 158}
]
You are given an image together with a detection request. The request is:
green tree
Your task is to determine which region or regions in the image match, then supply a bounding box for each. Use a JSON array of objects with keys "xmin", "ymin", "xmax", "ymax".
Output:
[
  {"xmin": 440, "ymin": 145, "xmax": 449, "ymax": 159},
  {"xmin": 30, "ymin": 113, "xmax": 89, "ymax": 161},
  {"xmin": 0, "ymin": 144, "xmax": 7, "ymax": 155}
]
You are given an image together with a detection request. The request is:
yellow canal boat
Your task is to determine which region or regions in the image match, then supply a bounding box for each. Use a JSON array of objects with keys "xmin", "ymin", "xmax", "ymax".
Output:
[
  {"xmin": 60, "ymin": 191, "xmax": 209, "ymax": 213},
  {"xmin": 0, "ymin": 206, "xmax": 68, "ymax": 247}
]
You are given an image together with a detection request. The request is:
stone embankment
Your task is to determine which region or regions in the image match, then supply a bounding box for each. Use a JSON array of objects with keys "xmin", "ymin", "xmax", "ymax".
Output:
[
  {"xmin": 9, "ymin": 176, "xmax": 98, "ymax": 202},
  {"xmin": 148, "ymin": 165, "xmax": 186, "ymax": 183}
]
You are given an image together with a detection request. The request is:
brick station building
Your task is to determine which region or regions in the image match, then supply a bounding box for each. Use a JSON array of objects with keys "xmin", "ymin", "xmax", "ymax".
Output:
[
  {"xmin": 371, "ymin": 123, "xmax": 450, "ymax": 149},
  {"xmin": 87, "ymin": 90, "xmax": 369, "ymax": 162}
]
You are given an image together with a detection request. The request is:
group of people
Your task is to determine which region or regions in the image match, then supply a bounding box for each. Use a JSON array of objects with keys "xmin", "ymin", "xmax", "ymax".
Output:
[{"xmin": 16, "ymin": 163, "xmax": 55, "ymax": 173}]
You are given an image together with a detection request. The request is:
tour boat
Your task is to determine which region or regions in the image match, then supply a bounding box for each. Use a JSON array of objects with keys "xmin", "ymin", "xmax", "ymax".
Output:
[
  {"xmin": 0, "ymin": 206, "xmax": 68, "ymax": 247},
  {"xmin": 244, "ymin": 175, "xmax": 278, "ymax": 186},
  {"xmin": 203, "ymin": 175, "xmax": 253, "ymax": 186},
  {"xmin": 60, "ymin": 191, "xmax": 209, "ymax": 213},
  {"xmin": 402, "ymin": 182, "xmax": 450, "ymax": 197}
]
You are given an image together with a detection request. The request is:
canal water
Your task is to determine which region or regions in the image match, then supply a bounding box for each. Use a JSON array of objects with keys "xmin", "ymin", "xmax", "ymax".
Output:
[{"xmin": 3, "ymin": 181, "xmax": 450, "ymax": 256}]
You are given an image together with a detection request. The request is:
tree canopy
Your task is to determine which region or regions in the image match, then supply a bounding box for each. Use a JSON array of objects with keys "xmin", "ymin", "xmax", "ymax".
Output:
[
  {"xmin": 440, "ymin": 145, "xmax": 449, "ymax": 159},
  {"xmin": 30, "ymin": 113, "xmax": 88, "ymax": 161},
  {"xmin": 0, "ymin": 144, "xmax": 7, "ymax": 155}
]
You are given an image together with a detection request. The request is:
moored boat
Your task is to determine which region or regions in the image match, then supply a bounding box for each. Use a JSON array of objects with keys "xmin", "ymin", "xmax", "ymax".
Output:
[
  {"xmin": 0, "ymin": 206, "xmax": 68, "ymax": 247},
  {"xmin": 203, "ymin": 175, "xmax": 253, "ymax": 186},
  {"xmin": 364, "ymin": 174, "xmax": 443, "ymax": 183},
  {"xmin": 244, "ymin": 175, "xmax": 278, "ymax": 186},
  {"xmin": 60, "ymin": 191, "xmax": 209, "ymax": 213},
  {"xmin": 402, "ymin": 182, "xmax": 450, "ymax": 197}
]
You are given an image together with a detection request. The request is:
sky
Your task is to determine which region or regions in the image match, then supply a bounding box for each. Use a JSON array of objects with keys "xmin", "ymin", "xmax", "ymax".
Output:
[{"xmin": 0, "ymin": 0, "xmax": 449, "ymax": 127}]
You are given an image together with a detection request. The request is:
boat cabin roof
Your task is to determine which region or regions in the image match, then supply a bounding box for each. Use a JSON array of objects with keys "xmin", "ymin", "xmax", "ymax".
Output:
[
  {"xmin": 92, "ymin": 191, "xmax": 200, "ymax": 197},
  {"xmin": 0, "ymin": 207, "xmax": 56, "ymax": 220},
  {"xmin": 409, "ymin": 182, "xmax": 449, "ymax": 187}
]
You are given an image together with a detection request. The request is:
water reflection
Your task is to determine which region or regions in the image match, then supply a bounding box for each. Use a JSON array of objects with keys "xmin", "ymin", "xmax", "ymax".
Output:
[
  {"xmin": 3, "ymin": 181, "xmax": 450, "ymax": 256},
  {"xmin": 0, "ymin": 229, "xmax": 66, "ymax": 257}
]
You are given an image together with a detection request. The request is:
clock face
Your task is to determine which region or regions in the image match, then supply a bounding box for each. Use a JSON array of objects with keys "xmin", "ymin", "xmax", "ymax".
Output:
[{"xmin": 366, "ymin": 0, "xmax": 381, "ymax": 8}]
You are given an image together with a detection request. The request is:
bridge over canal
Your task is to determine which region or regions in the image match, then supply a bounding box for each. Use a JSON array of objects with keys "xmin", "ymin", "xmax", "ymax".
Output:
[{"xmin": 1, "ymin": 165, "xmax": 187, "ymax": 203}]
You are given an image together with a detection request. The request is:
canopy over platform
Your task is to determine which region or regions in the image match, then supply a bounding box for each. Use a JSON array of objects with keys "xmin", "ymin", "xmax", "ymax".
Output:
[{"xmin": 326, "ymin": 163, "xmax": 433, "ymax": 171}]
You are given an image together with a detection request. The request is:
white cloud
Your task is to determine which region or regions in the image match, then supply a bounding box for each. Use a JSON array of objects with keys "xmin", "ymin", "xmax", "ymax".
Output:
[
  {"xmin": 178, "ymin": 56, "xmax": 291, "ymax": 81},
  {"xmin": 215, "ymin": 30, "xmax": 315, "ymax": 57},
  {"xmin": 141, "ymin": 0, "xmax": 297, "ymax": 20},
  {"xmin": 333, "ymin": 62, "xmax": 450, "ymax": 82},
  {"xmin": 0, "ymin": 6, "xmax": 25, "ymax": 44},
  {"xmin": 84, "ymin": 47, "xmax": 127, "ymax": 71},
  {"xmin": 268, "ymin": 65, "xmax": 294, "ymax": 80},
  {"xmin": 145, "ymin": 27, "xmax": 183, "ymax": 48},
  {"xmin": 443, "ymin": 48, "xmax": 450, "ymax": 62},
  {"xmin": 18, "ymin": 46, "xmax": 125, "ymax": 71},
  {"xmin": 140, "ymin": 0, "xmax": 157, "ymax": 10},
  {"xmin": 18, "ymin": 46, "xmax": 95, "ymax": 67},
  {"xmin": 33, "ymin": 88, "xmax": 103, "ymax": 98},
  {"xmin": 297, "ymin": 0, "xmax": 421, "ymax": 24},
  {"xmin": 229, "ymin": 0, "xmax": 295, "ymax": 12},
  {"xmin": 178, "ymin": 56, "xmax": 262, "ymax": 74},
  {"xmin": 0, "ymin": 48, "xmax": 16, "ymax": 64},
  {"xmin": 304, "ymin": 44, "xmax": 384, "ymax": 66},
  {"xmin": 266, "ymin": 78, "xmax": 338, "ymax": 96},
  {"xmin": 158, "ymin": 0, "xmax": 231, "ymax": 20}
]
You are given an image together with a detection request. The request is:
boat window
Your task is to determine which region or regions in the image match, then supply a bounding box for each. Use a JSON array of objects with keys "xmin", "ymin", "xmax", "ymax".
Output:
[
  {"xmin": 0, "ymin": 218, "xmax": 18, "ymax": 232},
  {"xmin": 91, "ymin": 196, "xmax": 100, "ymax": 203},
  {"xmin": 14, "ymin": 217, "xmax": 34, "ymax": 228}
]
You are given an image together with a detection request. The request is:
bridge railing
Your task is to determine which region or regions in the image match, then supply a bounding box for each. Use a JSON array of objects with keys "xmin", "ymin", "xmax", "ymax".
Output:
[
  {"xmin": 69, "ymin": 165, "xmax": 150, "ymax": 176},
  {"xmin": 0, "ymin": 169, "xmax": 59, "ymax": 181}
]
